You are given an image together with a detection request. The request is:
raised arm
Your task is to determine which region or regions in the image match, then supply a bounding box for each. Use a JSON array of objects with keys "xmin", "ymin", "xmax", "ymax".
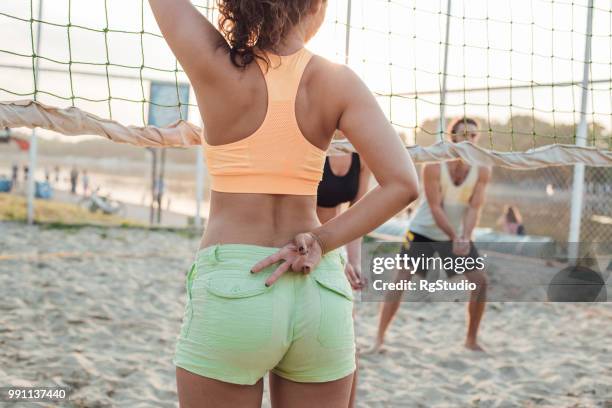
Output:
[
  {"xmin": 312, "ymin": 67, "xmax": 419, "ymax": 253},
  {"xmin": 148, "ymin": 0, "xmax": 228, "ymax": 86}
]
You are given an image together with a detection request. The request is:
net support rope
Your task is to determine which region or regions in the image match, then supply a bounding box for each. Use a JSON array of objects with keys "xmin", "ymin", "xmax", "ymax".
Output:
[{"xmin": 2, "ymin": 99, "xmax": 611, "ymax": 169}]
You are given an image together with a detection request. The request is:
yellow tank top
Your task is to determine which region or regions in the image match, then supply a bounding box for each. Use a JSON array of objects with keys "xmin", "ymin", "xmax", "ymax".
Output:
[
  {"xmin": 409, "ymin": 162, "xmax": 479, "ymax": 241},
  {"xmin": 202, "ymin": 48, "xmax": 326, "ymax": 195}
]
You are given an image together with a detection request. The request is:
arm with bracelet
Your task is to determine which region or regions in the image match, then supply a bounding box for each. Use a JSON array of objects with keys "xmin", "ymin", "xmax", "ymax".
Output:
[{"xmin": 252, "ymin": 67, "xmax": 419, "ymax": 286}]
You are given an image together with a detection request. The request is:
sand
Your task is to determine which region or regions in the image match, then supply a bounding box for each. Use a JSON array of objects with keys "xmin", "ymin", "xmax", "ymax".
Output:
[{"xmin": 1, "ymin": 221, "xmax": 611, "ymax": 407}]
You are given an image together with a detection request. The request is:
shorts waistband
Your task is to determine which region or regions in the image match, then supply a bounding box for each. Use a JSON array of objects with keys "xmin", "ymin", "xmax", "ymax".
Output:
[{"xmin": 193, "ymin": 243, "xmax": 344, "ymax": 272}]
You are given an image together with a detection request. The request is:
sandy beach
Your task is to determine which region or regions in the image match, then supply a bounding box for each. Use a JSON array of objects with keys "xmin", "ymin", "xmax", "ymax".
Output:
[{"xmin": 1, "ymin": 221, "xmax": 611, "ymax": 407}]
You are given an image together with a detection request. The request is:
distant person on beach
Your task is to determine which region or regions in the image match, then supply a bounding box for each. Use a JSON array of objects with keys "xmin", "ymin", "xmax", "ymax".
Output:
[
  {"xmin": 155, "ymin": 177, "xmax": 165, "ymax": 202},
  {"xmin": 54, "ymin": 165, "xmax": 60, "ymax": 183},
  {"xmin": 70, "ymin": 166, "xmax": 78, "ymax": 194},
  {"xmin": 11, "ymin": 163, "xmax": 18, "ymax": 188},
  {"xmin": 369, "ymin": 117, "xmax": 491, "ymax": 353},
  {"xmin": 22, "ymin": 165, "xmax": 29, "ymax": 183},
  {"xmin": 44, "ymin": 168, "xmax": 50, "ymax": 182},
  {"xmin": 498, "ymin": 205, "xmax": 525, "ymax": 236},
  {"xmin": 82, "ymin": 170, "xmax": 90, "ymax": 195}
]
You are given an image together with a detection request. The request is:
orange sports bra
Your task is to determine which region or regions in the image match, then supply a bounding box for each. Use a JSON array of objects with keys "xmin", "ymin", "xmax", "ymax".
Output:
[{"xmin": 202, "ymin": 48, "xmax": 327, "ymax": 195}]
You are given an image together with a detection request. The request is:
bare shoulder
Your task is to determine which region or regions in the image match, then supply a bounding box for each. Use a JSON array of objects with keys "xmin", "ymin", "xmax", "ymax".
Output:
[
  {"xmin": 305, "ymin": 55, "xmax": 374, "ymax": 130},
  {"xmin": 308, "ymin": 53, "xmax": 349, "ymax": 74},
  {"xmin": 299, "ymin": 55, "xmax": 359, "ymax": 130},
  {"xmin": 306, "ymin": 55, "xmax": 361, "ymax": 94}
]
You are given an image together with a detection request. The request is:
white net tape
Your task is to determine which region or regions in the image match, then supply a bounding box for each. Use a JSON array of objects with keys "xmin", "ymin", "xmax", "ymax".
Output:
[
  {"xmin": 330, "ymin": 140, "xmax": 612, "ymax": 169},
  {"xmin": 2, "ymin": 100, "xmax": 611, "ymax": 169}
]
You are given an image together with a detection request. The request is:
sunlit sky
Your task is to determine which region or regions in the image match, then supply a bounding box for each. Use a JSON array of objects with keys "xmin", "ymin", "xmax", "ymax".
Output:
[{"xmin": 0, "ymin": 0, "xmax": 611, "ymax": 143}]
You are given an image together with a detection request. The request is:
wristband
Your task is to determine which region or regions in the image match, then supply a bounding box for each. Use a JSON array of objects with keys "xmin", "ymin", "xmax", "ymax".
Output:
[{"xmin": 308, "ymin": 232, "xmax": 326, "ymax": 255}]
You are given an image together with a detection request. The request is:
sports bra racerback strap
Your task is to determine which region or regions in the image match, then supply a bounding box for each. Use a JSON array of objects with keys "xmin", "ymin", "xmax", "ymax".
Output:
[{"xmin": 256, "ymin": 48, "xmax": 313, "ymax": 102}]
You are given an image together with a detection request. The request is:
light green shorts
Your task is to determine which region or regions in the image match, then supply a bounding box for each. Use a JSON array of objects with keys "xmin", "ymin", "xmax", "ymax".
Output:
[{"xmin": 173, "ymin": 244, "xmax": 356, "ymax": 385}]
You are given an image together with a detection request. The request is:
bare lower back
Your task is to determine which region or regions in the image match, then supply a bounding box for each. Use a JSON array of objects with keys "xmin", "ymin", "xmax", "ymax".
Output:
[{"xmin": 199, "ymin": 192, "xmax": 322, "ymax": 249}]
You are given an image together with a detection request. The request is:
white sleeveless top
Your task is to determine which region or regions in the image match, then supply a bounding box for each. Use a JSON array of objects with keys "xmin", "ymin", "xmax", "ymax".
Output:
[{"xmin": 409, "ymin": 162, "xmax": 479, "ymax": 241}]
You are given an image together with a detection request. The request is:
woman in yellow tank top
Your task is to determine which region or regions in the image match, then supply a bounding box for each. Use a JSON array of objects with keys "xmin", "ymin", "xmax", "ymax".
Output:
[{"xmin": 148, "ymin": 1, "xmax": 419, "ymax": 406}]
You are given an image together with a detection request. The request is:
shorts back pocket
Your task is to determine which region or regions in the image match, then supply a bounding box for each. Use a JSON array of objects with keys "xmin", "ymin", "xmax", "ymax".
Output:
[
  {"xmin": 189, "ymin": 274, "xmax": 274, "ymax": 351},
  {"xmin": 314, "ymin": 273, "xmax": 355, "ymax": 349}
]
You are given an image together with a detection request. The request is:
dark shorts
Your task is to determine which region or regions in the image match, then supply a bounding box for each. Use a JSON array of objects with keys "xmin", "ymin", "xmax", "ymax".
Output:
[{"xmin": 400, "ymin": 231, "xmax": 482, "ymax": 278}]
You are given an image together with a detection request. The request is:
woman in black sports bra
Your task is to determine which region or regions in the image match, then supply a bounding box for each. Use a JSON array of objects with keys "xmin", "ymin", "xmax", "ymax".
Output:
[
  {"xmin": 317, "ymin": 152, "xmax": 362, "ymax": 208},
  {"xmin": 316, "ymin": 132, "xmax": 372, "ymax": 289},
  {"xmin": 316, "ymin": 149, "xmax": 371, "ymax": 289}
]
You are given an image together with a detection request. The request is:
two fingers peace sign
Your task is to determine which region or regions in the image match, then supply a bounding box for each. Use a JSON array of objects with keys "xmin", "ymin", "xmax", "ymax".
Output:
[{"xmin": 251, "ymin": 232, "xmax": 324, "ymax": 287}]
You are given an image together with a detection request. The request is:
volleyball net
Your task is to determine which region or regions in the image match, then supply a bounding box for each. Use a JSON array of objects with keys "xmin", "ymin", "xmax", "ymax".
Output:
[{"xmin": 0, "ymin": 0, "xmax": 611, "ymax": 166}]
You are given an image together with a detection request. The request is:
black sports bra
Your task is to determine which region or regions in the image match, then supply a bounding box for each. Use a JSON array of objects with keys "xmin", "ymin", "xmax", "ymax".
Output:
[{"xmin": 316, "ymin": 153, "xmax": 361, "ymax": 208}]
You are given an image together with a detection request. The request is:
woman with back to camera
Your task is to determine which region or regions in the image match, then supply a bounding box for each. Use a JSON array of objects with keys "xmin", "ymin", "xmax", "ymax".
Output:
[{"xmin": 145, "ymin": 1, "xmax": 419, "ymax": 406}]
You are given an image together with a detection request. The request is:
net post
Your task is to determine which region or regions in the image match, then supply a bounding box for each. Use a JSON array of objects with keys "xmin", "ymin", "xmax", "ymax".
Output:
[
  {"xmin": 26, "ymin": 0, "xmax": 44, "ymax": 225},
  {"xmin": 437, "ymin": 0, "xmax": 452, "ymax": 142},
  {"xmin": 344, "ymin": 0, "xmax": 352, "ymax": 65},
  {"xmin": 568, "ymin": 0, "xmax": 594, "ymax": 261}
]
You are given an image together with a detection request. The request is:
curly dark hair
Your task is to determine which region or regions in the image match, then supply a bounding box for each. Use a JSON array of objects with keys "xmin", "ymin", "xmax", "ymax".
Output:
[{"xmin": 218, "ymin": 0, "xmax": 319, "ymax": 68}]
